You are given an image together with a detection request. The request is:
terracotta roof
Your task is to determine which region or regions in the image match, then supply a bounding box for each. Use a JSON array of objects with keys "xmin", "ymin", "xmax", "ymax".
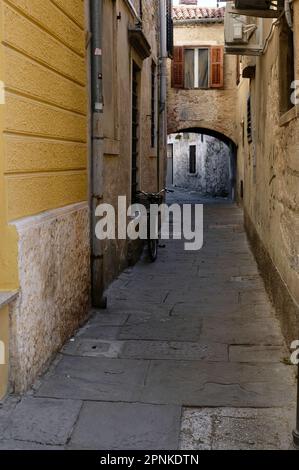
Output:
[{"xmin": 173, "ymin": 6, "xmax": 225, "ymax": 22}]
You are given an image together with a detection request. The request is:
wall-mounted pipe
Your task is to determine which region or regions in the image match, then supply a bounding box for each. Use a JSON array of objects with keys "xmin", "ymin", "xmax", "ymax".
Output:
[
  {"xmin": 285, "ymin": 0, "xmax": 294, "ymax": 30},
  {"xmin": 158, "ymin": 0, "xmax": 168, "ymax": 191},
  {"xmin": 89, "ymin": 0, "xmax": 105, "ymax": 307}
]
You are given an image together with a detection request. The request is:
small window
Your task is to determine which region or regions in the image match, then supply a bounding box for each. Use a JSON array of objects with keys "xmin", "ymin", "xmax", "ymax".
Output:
[
  {"xmin": 172, "ymin": 46, "xmax": 224, "ymax": 89},
  {"xmin": 189, "ymin": 145, "xmax": 196, "ymax": 174},
  {"xmin": 184, "ymin": 48, "xmax": 209, "ymax": 89}
]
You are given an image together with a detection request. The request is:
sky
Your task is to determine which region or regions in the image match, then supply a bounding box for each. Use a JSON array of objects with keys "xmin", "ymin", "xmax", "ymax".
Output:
[{"xmin": 173, "ymin": 0, "xmax": 226, "ymax": 6}]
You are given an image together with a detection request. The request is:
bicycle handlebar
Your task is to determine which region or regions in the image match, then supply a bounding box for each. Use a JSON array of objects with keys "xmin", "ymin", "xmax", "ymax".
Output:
[{"xmin": 137, "ymin": 188, "xmax": 174, "ymax": 197}]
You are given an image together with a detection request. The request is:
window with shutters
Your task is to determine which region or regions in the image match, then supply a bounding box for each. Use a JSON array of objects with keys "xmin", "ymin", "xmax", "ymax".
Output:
[
  {"xmin": 172, "ymin": 46, "xmax": 224, "ymax": 90},
  {"xmin": 189, "ymin": 145, "xmax": 197, "ymax": 174}
]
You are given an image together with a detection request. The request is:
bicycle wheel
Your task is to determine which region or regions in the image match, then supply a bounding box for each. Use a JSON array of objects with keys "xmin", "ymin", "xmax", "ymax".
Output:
[{"xmin": 148, "ymin": 238, "xmax": 158, "ymax": 262}]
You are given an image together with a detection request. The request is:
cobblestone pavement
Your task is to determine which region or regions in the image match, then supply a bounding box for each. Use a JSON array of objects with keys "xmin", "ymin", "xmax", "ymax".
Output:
[{"xmin": 0, "ymin": 190, "xmax": 297, "ymax": 450}]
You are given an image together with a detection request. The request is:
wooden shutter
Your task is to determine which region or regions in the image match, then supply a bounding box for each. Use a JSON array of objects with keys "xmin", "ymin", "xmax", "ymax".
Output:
[
  {"xmin": 210, "ymin": 46, "xmax": 224, "ymax": 88},
  {"xmin": 172, "ymin": 46, "xmax": 184, "ymax": 89}
]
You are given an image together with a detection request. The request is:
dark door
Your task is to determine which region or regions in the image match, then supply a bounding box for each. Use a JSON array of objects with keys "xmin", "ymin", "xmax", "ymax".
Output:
[
  {"xmin": 167, "ymin": 143, "xmax": 174, "ymax": 186},
  {"xmin": 132, "ymin": 63, "xmax": 140, "ymax": 203}
]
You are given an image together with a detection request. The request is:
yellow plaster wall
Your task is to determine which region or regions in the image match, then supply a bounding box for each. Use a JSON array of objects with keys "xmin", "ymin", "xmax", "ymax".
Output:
[
  {"xmin": 0, "ymin": 0, "xmax": 88, "ymax": 287},
  {"xmin": 1, "ymin": 0, "xmax": 88, "ymax": 225}
]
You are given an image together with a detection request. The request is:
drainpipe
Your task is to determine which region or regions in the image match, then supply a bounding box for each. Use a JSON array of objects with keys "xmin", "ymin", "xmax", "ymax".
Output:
[
  {"xmin": 89, "ymin": 0, "xmax": 105, "ymax": 307},
  {"xmin": 285, "ymin": 0, "xmax": 294, "ymax": 31},
  {"xmin": 158, "ymin": 0, "xmax": 168, "ymax": 191}
]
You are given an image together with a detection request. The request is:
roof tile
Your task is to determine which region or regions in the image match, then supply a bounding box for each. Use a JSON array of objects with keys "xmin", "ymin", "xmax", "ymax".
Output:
[{"xmin": 173, "ymin": 6, "xmax": 225, "ymax": 21}]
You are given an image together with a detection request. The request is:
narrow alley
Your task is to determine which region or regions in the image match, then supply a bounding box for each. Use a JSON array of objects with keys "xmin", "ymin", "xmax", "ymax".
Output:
[
  {"xmin": 0, "ymin": 0, "xmax": 299, "ymax": 456},
  {"xmin": 0, "ymin": 191, "xmax": 296, "ymax": 450}
]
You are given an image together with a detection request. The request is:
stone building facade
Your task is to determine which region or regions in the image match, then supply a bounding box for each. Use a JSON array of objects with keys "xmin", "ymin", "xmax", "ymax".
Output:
[
  {"xmin": 167, "ymin": 132, "xmax": 231, "ymax": 197},
  {"xmin": 0, "ymin": 0, "xmax": 170, "ymax": 396},
  {"xmin": 167, "ymin": 4, "xmax": 237, "ymax": 145},
  {"xmin": 167, "ymin": 1, "xmax": 299, "ymax": 347},
  {"xmin": 233, "ymin": 2, "xmax": 299, "ymax": 345},
  {"xmin": 91, "ymin": 0, "xmax": 170, "ymax": 303}
]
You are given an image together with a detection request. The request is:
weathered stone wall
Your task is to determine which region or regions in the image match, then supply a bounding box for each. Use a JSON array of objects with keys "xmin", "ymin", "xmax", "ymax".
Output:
[
  {"xmin": 167, "ymin": 22, "xmax": 237, "ymax": 143},
  {"xmin": 100, "ymin": 0, "xmax": 166, "ymax": 289},
  {"xmin": 235, "ymin": 12, "xmax": 299, "ymax": 343},
  {"xmin": 9, "ymin": 203, "xmax": 90, "ymax": 393},
  {"xmin": 168, "ymin": 133, "xmax": 231, "ymax": 196}
]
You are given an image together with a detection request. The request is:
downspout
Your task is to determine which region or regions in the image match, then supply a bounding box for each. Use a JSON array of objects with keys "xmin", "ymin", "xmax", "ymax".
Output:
[
  {"xmin": 158, "ymin": 0, "xmax": 168, "ymax": 191},
  {"xmin": 90, "ymin": 0, "xmax": 105, "ymax": 307},
  {"xmin": 285, "ymin": 0, "xmax": 294, "ymax": 31}
]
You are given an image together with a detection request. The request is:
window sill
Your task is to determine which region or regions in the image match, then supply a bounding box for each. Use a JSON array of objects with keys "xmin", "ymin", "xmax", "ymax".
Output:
[
  {"xmin": 279, "ymin": 105, "xmax": 299, "ymax": 127},
  {"xmin": 0, "ymin": 291, "xmax": 18, "ymax": 310}
]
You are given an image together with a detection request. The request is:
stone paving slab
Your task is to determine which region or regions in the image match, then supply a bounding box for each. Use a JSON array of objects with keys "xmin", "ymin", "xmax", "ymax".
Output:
[
  {"xmin": 180, "ymin": 407, "xmax": 296, "ymax": 450},
  {"xmin": 2, "ymin": 397, "xmax": 82, "ymax": 446},
  {"xmin": 69, "ymin": 403, "xmax": 181, "ymax": 450},
  {"xmin": 88, "ymin": 310, "xmax": 129, "ymax": 326},
  {"xmin": 229, "ymin": 345, "xmax": 285, "ymax": 363},
  {"xmin": 63, "ymin": 338, "xmax": 125, "ymax": 358},
  {"xmin": 63, "ymin": 338, "xmax": 228, "ymax": 362},
  {"xmin": 0, "ymin": 440, "xmax": 63, "ymax": 450},
  {"xmin": 121, "ymin": 340, "xmax": 228, "ymax": 362},
  {"xmin": 78, "ymin": 325, "xmax": 120, "ymax": 340},
  {"xmin": 119, "ymin": 315, "xmax": 202, "ymax": 342},
  {"xmin": 0, "ymin": 397, "xmax": 19, "ymax": 440},
  {"xmin": 141, "ymin": 360, "xmax": 296, "ymax": 407},
  {"xmin": 36, "ymin": 356, "xmax": 150, "ymax": 402},
  {"xmin": 165, "ymin": 291, "xmax": 240, "ymax": 306},
  {"xmin": 170, "ymin": 302, "xmax": 274, "ymax": 319},
  {"xmin": 200, "ymin": 317, "xmax": 284, "ymax": 345}
]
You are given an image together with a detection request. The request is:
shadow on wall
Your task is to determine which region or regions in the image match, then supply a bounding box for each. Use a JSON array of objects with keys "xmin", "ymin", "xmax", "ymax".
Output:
[{"xmin": 167, "ymin": 132, "xmax": 234, "ymax": 199}]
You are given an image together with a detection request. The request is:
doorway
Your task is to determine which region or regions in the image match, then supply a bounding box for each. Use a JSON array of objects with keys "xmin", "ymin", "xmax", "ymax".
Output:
[{"xmin": 131, "ymin": 62, "xmax": 140, "ymax": 203}]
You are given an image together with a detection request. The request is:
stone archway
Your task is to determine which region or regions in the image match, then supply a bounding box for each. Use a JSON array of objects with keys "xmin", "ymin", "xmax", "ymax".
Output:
[{"xmin": 167, "ymin": 127, "xmax": 237, "ymax": 200}]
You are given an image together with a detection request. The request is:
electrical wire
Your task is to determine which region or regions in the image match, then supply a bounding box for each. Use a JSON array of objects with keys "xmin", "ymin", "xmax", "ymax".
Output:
[{"xmin": 262, "ymin": 9, "xmax": 285, "ymax": 53}]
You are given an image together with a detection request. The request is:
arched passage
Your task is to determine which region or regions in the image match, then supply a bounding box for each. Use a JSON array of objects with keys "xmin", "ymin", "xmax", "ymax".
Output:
[{"xmin": 167, "ymin": 128, "xmax": 237, "ymax": 201}]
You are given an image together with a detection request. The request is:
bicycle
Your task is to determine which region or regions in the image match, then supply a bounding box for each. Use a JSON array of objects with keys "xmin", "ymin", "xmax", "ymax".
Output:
[{"xmin": 136, "ymin": 188, "xmax": 174, "ymax": 262}]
